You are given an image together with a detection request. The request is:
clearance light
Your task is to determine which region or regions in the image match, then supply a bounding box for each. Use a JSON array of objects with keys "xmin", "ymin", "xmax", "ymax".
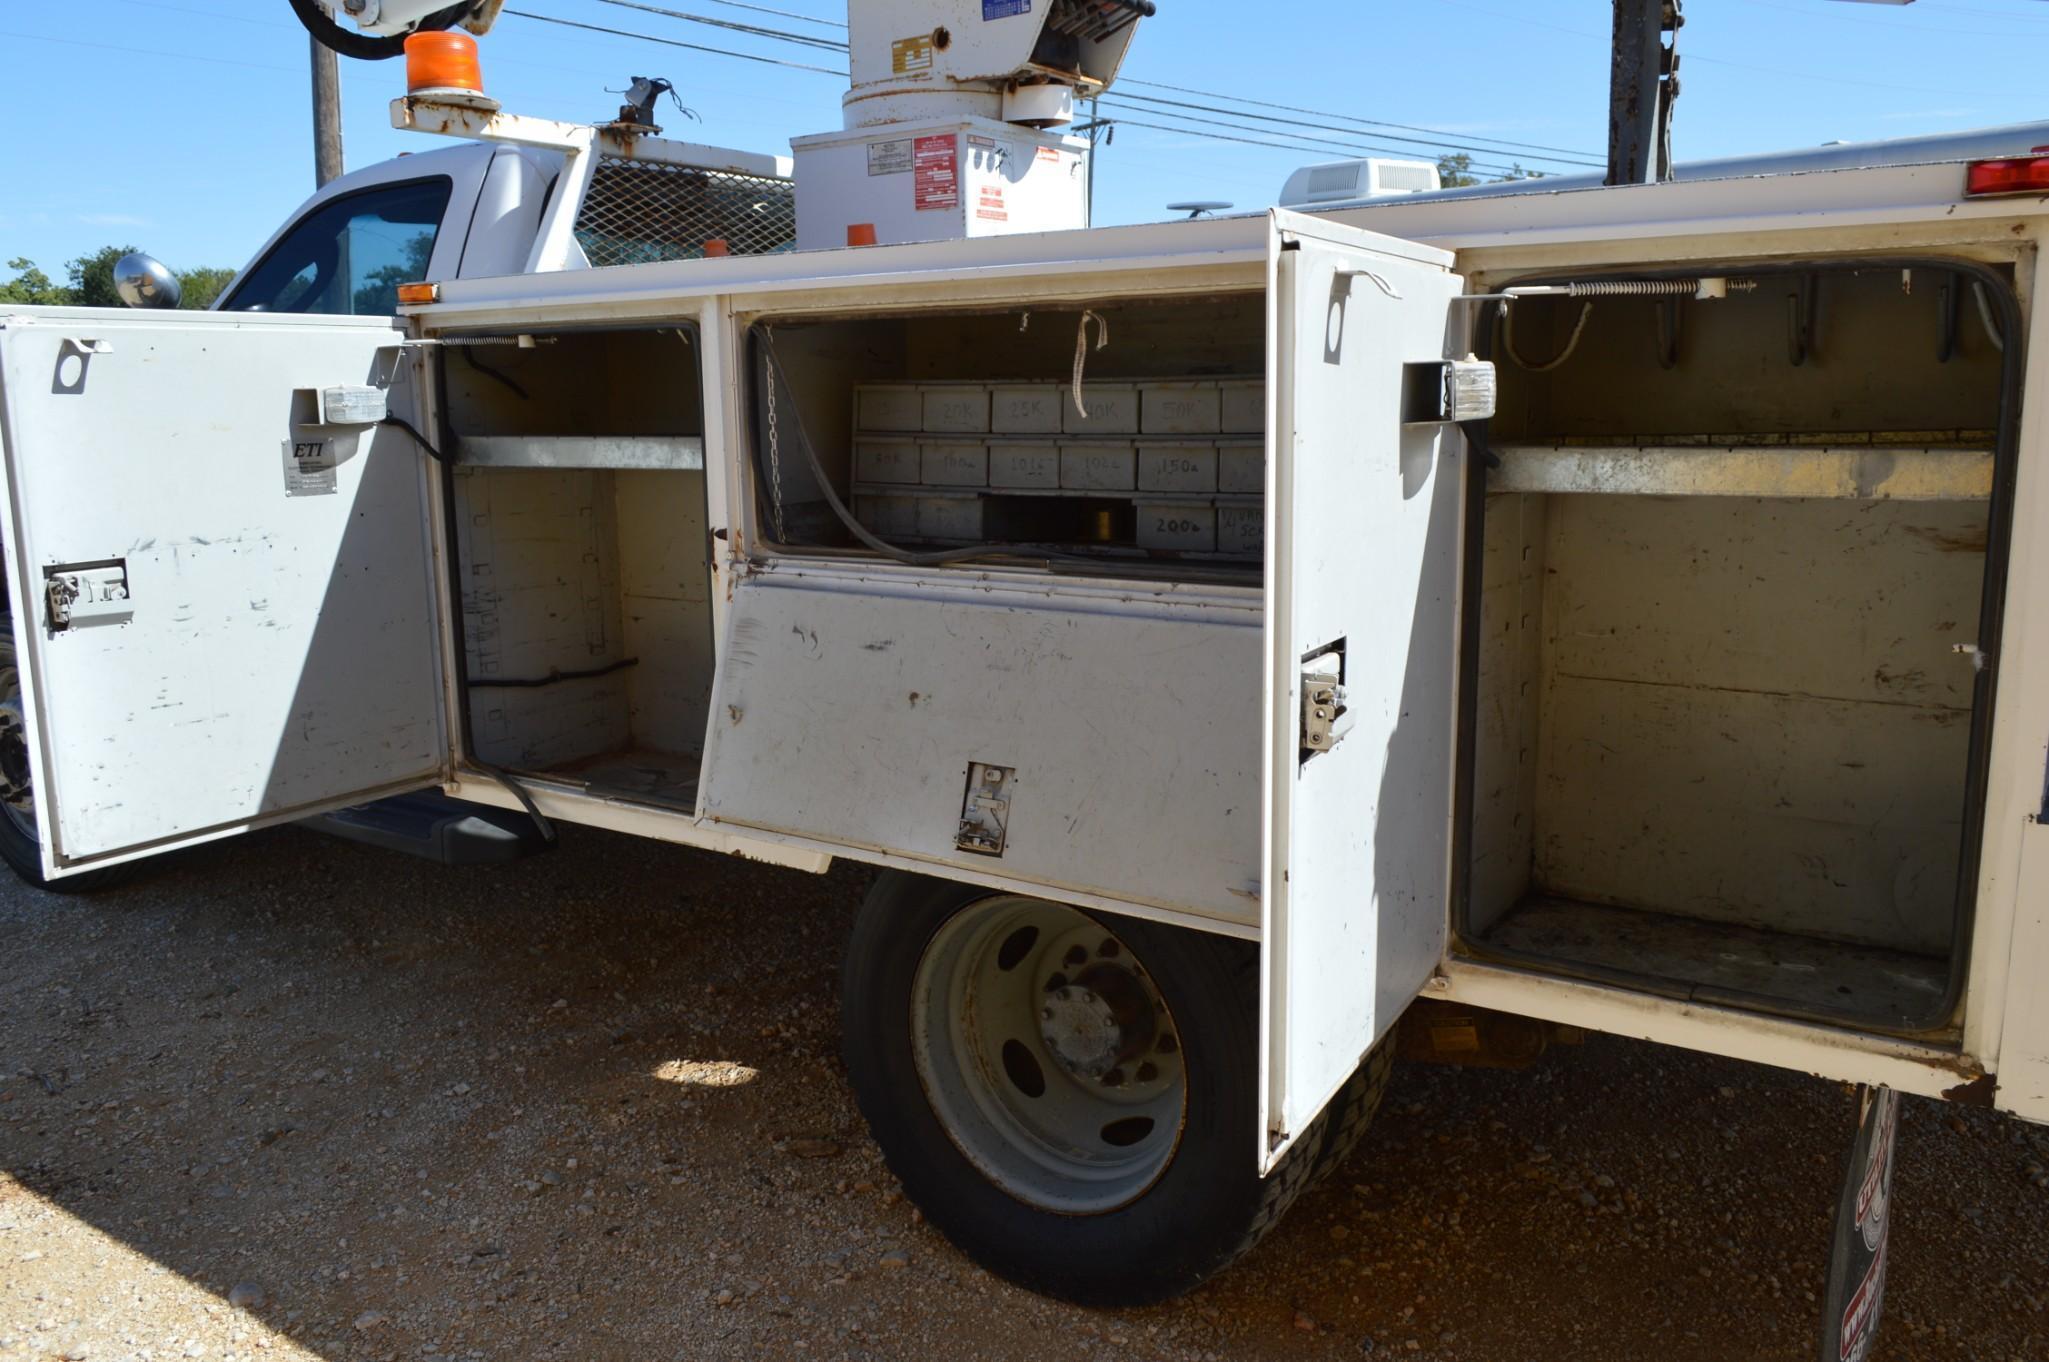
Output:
[
  {"xmin": 1965, "ymin": 155, "xmax": 2049, "ymax": 197},
  {"xmin": 396, "ymin": 282, "xmax": 440, "ymax": 305},
  {"xmin": 405, "ymin": 30, "xmax": 485, "ymax": 97}
]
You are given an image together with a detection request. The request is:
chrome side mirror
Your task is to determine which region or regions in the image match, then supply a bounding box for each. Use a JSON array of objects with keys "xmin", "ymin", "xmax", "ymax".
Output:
[{"xmin": 113, "ymin": 253, "xmax": 182, "ymax": 309}]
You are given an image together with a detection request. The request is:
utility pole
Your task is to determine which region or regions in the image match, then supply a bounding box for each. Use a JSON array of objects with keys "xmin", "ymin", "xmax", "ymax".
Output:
[
  {"xmin": 1607, "ymin": 0, "xmax": 1681, "ymax": 186},
  {"xmin": 310, "ymin": 4, "xmax": 345, "ymax": 187},
  {"xmin": 1073, "ymin": 99, "xmax": 1115, "ymax": 228}
]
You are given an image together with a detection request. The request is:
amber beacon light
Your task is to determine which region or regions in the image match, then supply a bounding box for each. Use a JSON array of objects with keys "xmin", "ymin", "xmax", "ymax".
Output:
[{"xmin": 405, "ymin": 30, "xmax": 486, "ymax": 98}]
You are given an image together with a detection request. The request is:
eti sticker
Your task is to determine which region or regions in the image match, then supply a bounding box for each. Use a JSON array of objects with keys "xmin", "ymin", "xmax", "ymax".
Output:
[{"xmin": 983, "ymin": 0, "xmax": 1030, "ymax": 17}]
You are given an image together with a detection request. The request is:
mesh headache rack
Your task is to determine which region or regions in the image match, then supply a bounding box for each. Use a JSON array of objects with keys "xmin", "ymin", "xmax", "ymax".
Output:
[{"xmin": 574, "ymin": 156, "xmax": 797, "ymax": 266}]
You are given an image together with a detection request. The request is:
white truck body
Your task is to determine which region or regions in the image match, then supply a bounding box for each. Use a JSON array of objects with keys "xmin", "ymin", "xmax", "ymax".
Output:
[{"xmin": 3, "ymin": 147, "xmax": 2045, "ymax": 1185}]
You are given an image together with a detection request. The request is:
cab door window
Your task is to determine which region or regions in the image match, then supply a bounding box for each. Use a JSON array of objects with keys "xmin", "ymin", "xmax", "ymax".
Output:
[{"xmin": 222, "ymin": 177, "xmax": 452, "ymax": 316}]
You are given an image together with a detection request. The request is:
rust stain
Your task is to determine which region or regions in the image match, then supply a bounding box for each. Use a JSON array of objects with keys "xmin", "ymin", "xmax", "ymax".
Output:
[
  {"xmin": 1941, "ymin": 1072, "xmax": 1997, "ymax": 1106},
  {"xmin": 1902, "ymin": 523, "xmax": 1989, "ymax": 554}
]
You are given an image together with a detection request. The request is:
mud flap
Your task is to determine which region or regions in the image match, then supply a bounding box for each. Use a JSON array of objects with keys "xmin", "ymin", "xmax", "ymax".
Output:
[{"xmin": 1818, "ymin": 1085, "xmax": 1899, "ymax": 1362}]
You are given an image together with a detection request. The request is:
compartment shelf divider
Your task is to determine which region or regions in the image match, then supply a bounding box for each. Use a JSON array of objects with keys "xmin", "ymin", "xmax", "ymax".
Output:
[
  {"xmin": 1490, "ymin": 442, "xmax": 1993, "ymax": 500},
  {"xmin": 459, "ymin": 435, "xmax": 706, "ymax": 471}
]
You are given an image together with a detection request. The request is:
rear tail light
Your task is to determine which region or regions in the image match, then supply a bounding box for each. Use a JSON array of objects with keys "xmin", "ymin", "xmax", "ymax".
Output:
[{"xmin": 1965, "ymin": 155, "xmax": 2049, "ymax": 197}]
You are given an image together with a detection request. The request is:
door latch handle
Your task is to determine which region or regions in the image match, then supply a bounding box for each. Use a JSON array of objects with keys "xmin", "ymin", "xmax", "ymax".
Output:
[
  {"xmin": 43, "ymin": 560, "xmax": 131, "ymax": 631},
  {"xmin": 1301, "ymin": 672, "xmax": 1350, "ymax": 755}
]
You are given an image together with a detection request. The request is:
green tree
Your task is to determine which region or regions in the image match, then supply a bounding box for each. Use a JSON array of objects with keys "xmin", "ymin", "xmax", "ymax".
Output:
[
  {"xmin": 176, "ymin": 266, "xmax": 236, "ymax": 310},
  {"xmin": 0, "ymin": 257, "xmax": 74, "ymax": 305},
  {"xmin": 66, "ymin": 244, "xmax": 142, "ymax": 308},
  {"xmin": 1437, "ymin": 153, "xmax": 1480, "ymax": 188},
  {"xmin": 1437, "ymin": 153, "xmax": 1547, "ymax": 188}
]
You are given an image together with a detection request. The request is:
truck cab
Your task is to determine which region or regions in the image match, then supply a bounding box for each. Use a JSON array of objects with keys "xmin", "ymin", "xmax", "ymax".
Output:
[{"xmin": 214, "ymin": 102, "xmax": 797, "ymax": 316}]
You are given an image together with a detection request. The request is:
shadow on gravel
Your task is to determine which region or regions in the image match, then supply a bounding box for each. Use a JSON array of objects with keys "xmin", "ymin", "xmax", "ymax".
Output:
[{"xmin": 1, "ymin": 825, "xmax": 2044, "ymax": 1361}]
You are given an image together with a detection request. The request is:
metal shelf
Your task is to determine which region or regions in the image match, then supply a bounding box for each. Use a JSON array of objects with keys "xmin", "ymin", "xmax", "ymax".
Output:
[
  {"xmin": 1490, "ymin": 442, "xmax": 1993, "ymax": 500},
  {"xmin": 458, "ymin": 434, "xmax": 705, "ymax": 471}
]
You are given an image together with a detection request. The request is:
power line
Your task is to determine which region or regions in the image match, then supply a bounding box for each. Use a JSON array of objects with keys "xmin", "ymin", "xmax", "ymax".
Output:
[
  {"xmin": 1118, "ymin": 79, "xmax": 1602, "ymax": 162},
  {"xmin": 693, "ymin": 0, "xmax": 845, "ymax": 27},
  {"xmin": 1108, "ymin": 89, "xmax": 1600, "ymax": 169},
  {"xmin": 555, "ymin": 1, "xmax": 1598, "ymax": 166},
  {"xmin": 502, "ymin": 8, "xmax": 849, "ymax": 75},
  {"xmin": 1098, "ymin": 100, "xmax": 1534, "ymax": 177},
  {"xmin": 592, "ymin": 0, "xmax": 851, "ymax": 52},
  {"xmin": 1098, "ymin": 114, "xmax": 1536, "ymax": 180}
]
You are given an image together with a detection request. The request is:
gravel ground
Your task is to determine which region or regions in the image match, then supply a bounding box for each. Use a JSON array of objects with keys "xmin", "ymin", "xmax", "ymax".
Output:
[{"xmin": 1, "ymin": 824, "xmax": 2044, "ymax": 1362}]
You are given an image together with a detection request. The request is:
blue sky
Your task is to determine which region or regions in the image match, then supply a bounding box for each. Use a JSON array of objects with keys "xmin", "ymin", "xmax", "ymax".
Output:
[{"xmin": 3, "ymin": 0, "xmax": 2047, "ymax": 277}]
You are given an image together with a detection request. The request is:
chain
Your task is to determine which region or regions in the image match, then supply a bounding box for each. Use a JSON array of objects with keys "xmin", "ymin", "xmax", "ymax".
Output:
[{"xmin": 763, "ymin": 327, "xmax": 788, "ymax": 543}]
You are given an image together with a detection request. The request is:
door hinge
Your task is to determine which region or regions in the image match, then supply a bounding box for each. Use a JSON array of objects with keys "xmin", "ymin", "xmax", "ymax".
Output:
[{"xmin": 1301, "ymin": 648, "xmax": 1352, "ymax": 758}]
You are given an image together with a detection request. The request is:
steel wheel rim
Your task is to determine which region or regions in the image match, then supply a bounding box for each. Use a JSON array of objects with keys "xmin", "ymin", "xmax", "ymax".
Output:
[
  {"xmin": 911, "ymin": 897, "xmax": 1187, "ymax": 1215},
  {"xmin": 0, "ymin": 662, "xmax": 37, "ymax": 842}
]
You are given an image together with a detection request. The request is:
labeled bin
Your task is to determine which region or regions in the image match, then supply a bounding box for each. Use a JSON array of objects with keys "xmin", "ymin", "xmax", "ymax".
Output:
[
  {"xmin": 1060, "ymin": 440, "xmax": 1138, "ymax": 490},
  {"xmin": 1141, "ymin": 381, "xmax": 1222, "ymax": 435},
  {"xmin": 1138, "ymin": 440, "xmax": 1218, "ymax": 493},
  {"xmin": 855, "ymin": 437, "xmax": 921, "ymax": 485},
  {"xmin": 988, "ymin": 439, "xmax": 1061, "ymax": 489},
  {"xmin": 921, "ymin": 439, "xmax": 989, "ymax": 487},
  {"xmin": 1062, "ymin": 383, "xmax": 1140, "ymax": 435},
  {"xmin": 990, "ymin": 384, "xmax": 1064, "ymax": 434},
  {"xmin": 855, "ymin": 384, "xmax": 923, "ymax": 433},
  {"xmin": 922, "ymin": 383, "xmax": 991, "ymax": 433},
  {"xmin": 1217, "ymin": 503, "xmax": 1264, "ymax": 559},
  {"xmin": 1136, "ymin": 501, "xmax": 1218, "ymax": 552}
]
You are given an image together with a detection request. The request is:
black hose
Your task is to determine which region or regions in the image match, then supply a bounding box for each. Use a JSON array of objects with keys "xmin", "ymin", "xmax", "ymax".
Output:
[{"xmin": 288, "ymin": 0, "xmax": 474, "ymax": 61}]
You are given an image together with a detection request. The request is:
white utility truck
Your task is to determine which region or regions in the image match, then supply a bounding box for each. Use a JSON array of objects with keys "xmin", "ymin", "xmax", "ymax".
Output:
[{"xmin": 4, "ymin": 1, "xmax": 2047, "ymax": 1347}]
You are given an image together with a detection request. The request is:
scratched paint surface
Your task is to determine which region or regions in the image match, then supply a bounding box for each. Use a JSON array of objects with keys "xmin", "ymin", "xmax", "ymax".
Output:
[
  {"xmin": 701, "ymin": 574, "xmax": 1263, "ymax": 927},
  {"xmin": 0, "ymin": 316, "xmax": 443, "ymax": 865}
]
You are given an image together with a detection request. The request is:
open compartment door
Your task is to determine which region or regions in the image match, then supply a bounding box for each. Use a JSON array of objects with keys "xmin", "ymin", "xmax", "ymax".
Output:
[
  {"xmin": 0, "ymin": 311, "xmax": 446, "ymax": 878},
  {"xmin": 1259, "ymin": 210, "xmax": 1467, "ymax": 1170}
]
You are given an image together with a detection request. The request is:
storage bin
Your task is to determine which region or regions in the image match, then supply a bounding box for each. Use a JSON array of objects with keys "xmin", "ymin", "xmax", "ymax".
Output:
[
  {"xmin": 1217, "ymin": 503, "xmax": 1264, "ymax": 558},
  {"xmin": 854, "ymin": 437, "xmax": 921, "ymax": 485},
  {"xmin": 855, "ymin": 492, "xmax": 919, "ymax": 538},
  {"xmin": 921, "ymin": 384, "xmax": 991, "ymax": 433},
  {"xmin": 1219, "ymin": 379, "xmax": 1264, "ymax": 433},
  {"xmin": 1141, "ymin": 381, "xmax": 1221, "ymax": 435},
  {"xmin": 1061, "ymin": 383, "xmax": 1140, "ymax": 435},
  {"xmin": 1136, "ymin": 501, "xmax": 1218, "ymax": 552},
  {"xmin": 1217, "ymin": 439, "xmax": 1265, "ymax": 494},
  {"xmin": 1138, "ymin": 440, "xmax": 1218, "ymax": 493},
  {"xmin": 1060, "ymin": 440, "xmax": 1138, "ymax": 490},
  {"xmin": 917, "ymin": 494, "xmax": 986, "ymax": 540},
  {"xmin": 990, "ymin": 384, "xmax": 1064, "ymax": 434},
  {"xmin": 988, "ymin": 439, "xmax": 1061, "ymax": 489},
  {"xmin": 855, "ymin": 384, "xmax": 922, "ymax": 432},
  {"xmin": 920, "ymin": 439, "xmax": 989, "ymax": 487}
]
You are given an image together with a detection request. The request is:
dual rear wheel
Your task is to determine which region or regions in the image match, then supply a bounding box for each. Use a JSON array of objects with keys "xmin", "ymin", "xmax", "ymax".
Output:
[{"xmin": 841, "ymin": 871, "xmax": 1393, "ymax": 1305}]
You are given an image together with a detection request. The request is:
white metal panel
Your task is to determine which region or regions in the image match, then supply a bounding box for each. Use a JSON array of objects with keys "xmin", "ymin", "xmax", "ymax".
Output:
[
  {"xmin": 1996, "ymin": 820, "xmax": 2049, "ymax": 1122},
  {"xmin": 0, "ymin": 310, "xmax": 443, "ymax": 875},
  {"xmin": 1260, "ymin": 210, "xmax": 1465, "ymax": 1169},
  {"xmin": 699, "ymin": 565, "xmax": 1264, "ymax": 929}
]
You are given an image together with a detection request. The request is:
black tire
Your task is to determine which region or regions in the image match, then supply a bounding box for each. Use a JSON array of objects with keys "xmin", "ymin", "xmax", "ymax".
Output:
[
  {"xmin": 841, "ymin": 871, "xmax": 1385, "ymax": 1306},
  {"xmin": 0, "ymin": 629, "xmax": 130, "ymax": 894},
  {"xmin": 1300, "ymin": 1036, "xmax": 1396, "ymax": 1191}
]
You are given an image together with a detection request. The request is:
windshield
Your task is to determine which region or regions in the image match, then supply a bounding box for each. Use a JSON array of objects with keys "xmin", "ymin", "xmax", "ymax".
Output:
[{"xmin": 222, "ymin": 177, "xmax": 453, "ymax": 315}]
